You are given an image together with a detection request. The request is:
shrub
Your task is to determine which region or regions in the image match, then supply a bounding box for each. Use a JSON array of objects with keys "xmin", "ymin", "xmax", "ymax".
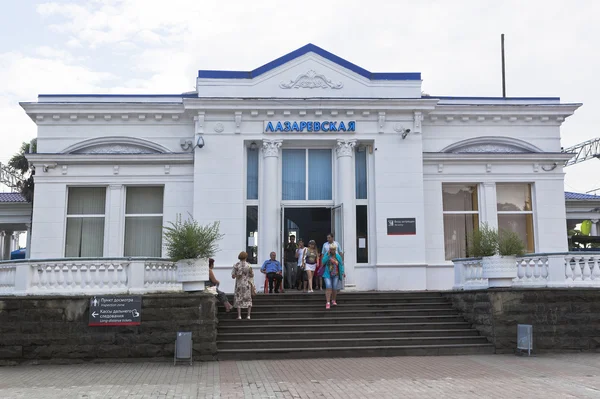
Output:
[
  {"xmin": 498, "ymin": 229, "xmax": 526, "ymax": 257},
  {"xmin": 163, "ymin": 215, "xmax": 224, "ymax": 262},
  {"xmin": 467, "ymin": 223, "xmax": 498, "ymax": 258}
]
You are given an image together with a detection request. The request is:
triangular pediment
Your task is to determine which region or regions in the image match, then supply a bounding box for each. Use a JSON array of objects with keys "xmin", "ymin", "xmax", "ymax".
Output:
[{"xmin": 196, "ymin": 44, "xmax": 422, "ymax": 99}]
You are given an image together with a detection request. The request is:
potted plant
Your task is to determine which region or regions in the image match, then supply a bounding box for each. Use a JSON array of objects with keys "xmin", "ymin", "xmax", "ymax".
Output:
[
  {"xmin": 469, "ymin": 223, "xmax": 525, "ymax": 288},
  {"xmin": 163, "ymin": 215, "xmax": 224, "ymax": 292}
]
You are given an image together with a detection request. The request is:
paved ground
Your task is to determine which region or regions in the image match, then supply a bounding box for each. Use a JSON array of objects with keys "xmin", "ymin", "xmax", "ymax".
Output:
[{"xmin": 2, "ymin": 354, "xmax": 600, "ymax": 398}]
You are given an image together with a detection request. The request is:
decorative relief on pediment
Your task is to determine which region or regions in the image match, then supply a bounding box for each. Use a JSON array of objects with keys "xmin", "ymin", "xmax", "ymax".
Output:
[
  {"xmin": 72, "ymin": 144, "xmax": 160, "ymax": 154},
  {"xmin": 279, "ymin": 70, "xmax": 343, "ymax": 89},
  {"xmin": 452, "ymin": 144, "xmax": 529, "ymax": 154},
  {"xmin": 442, "ymin": 137, "xmax": 542, "ymax": 154}
]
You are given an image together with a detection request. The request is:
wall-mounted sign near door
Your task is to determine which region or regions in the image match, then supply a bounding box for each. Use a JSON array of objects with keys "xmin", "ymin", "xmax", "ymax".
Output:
[
  {"xmin": 387, "ymin": 218, "xmax": 416, "ymax": 236},
  {"xmin": 88, "ymin": 295, "xmax": 142, "ymax": 326}
]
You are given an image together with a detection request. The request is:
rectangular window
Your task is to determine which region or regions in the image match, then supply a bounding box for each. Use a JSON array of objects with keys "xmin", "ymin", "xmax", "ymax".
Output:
[
  {"xmin": 246, "ymin": 206, "xmax": 258, "ymax": 264},
  {"xmin": 282, "ymin": 149, "xmax": 332, "ymax": 201},
  {"xmin": 355, "ymin": 149, "xmax": 367, "ymax": 199},
  {"xmin": 356, "ymin": 205, "xmax": 368, "ymax": 263},
  {"xmin": 442, "ymin": 184, "xmax": 479, "ymax": 260},
  {"xmin": 282, "ymin": 149, "xmax": 306, "ymax": 200},
  {"xmin": 124, "ymin": 186, "xmax": 164, "ymax": 257},
  {"xmin": 65, "ymin": 187, "xmax": 106, "ymax": 257},
  {"xmin": 497, "ymin": 183, "xmax": 534, "ymax": 253},
  {"xmin": 308, "ymin": 149, "xmax": 332, "ymax": 200},
  {"xmin": 247, "ymin": 148, "xmax": 259, "ymax": 200}
]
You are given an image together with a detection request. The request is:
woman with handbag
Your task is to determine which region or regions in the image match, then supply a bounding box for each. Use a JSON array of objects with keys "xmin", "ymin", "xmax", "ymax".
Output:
[
  {"xmin": 231, "ymin": 251, "xmax": 254, "ymax": 319},
  {"xmin": 295, "ymin": 239, "xmax": 307, "ymax": 290},
  {"xmin": 303, "ymin": 240, "xmax": 319, "ymax": 293},
  {"xmin": 322, "ymin": 245, "xmax": 345, "ymax": 309}
]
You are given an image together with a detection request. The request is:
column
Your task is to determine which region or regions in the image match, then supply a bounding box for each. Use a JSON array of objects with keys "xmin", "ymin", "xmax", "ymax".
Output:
[
  {"xmin": 259, "ymin": 140, "xmax": 282, "ymax": 266},
  {"xmin": 2, "ymin": 230, "xmax": 13, "ymax": 260},
  {"xmin": 592, "ymin": 220, "xmax": 599, "ymax": 237},
  {"xmin": 0, "ymin": 231, "xmax": 5, "ymax": 260},
  {"xmin": 480, "ymin": 182, "xmax": 498, "ymax": 230},
  {"xmin": 336, "ymin": 139, "xmax": 357, "ymax": 286},
  {"xmin": 25, "ymin": 224, "xmax": 32, "ymax": 259},
  {"xmin": 106, "ymin": 184, "xmax": 124, "ymax": 257}
]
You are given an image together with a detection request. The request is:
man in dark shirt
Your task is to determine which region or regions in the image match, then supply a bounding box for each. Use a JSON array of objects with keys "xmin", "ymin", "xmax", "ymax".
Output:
[{"xmin": 284, "ymin": 235, "xmax": 298, "ymax": 290}]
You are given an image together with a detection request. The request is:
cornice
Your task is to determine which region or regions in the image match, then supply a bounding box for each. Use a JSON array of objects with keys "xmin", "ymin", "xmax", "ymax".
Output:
[
  {"xmin": 182, "ymin": 97, "xmax": 440, "ymax": 111},
  {"xmin": 422, "ymin": 152, "xmax": 574, "ymax": 163},
  {"xmin": 425, "ymin": 103, "xmax": 581, "ymax": 125},
  {"xmin": 26, "ymin": 153, "xmax": 194, "ymax": 165}
]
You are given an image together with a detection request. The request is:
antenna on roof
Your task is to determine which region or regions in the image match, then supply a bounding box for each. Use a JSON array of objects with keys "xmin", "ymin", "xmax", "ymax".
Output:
[{"xmin": 501, "ymin": 34, "xmax": 506, "ymax": 98}]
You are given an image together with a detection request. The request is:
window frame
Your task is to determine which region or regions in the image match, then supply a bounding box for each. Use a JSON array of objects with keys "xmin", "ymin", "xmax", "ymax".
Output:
[
  {"xmin": 496, "ymin": 183, "xmax": 535, "ymax": 253},
  {"xmin": 280, "ymin": 147, "xmax": 335, "ymax": 205},
  {"xmin": 442, "ymin": 183, "xmax": 481, "ymax": 260},
  {"xmin": 64, "ymin": 186, "xmax": 108, "ymax": 258},
  {"xmin": 123, "ymin": 185, "xmax": 165, "ymax": 257}
]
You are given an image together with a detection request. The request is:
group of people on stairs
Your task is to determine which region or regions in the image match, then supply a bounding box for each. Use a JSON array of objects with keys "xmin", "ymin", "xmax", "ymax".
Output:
[{"xmin": 207, "ymin": 233, "xmax": 346, "ymax": 320}]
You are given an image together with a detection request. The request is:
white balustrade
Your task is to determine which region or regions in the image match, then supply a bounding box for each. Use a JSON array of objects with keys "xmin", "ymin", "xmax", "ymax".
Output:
[
  {"xmin": 564, "ymin": 254, "xmax": 600, "ymax": 286},
  {"xmin": 0, "ymin": 258, "xmax": 182, "ymax": 296},
  {"xmin": 514, "ymin": 255, "xmax": 549, "ymax": 287},
  {"xmin": 144, "ymin": 261, "xmax": 181, "ymax": 292},
  {"xmin": 0, "ymin": 264, "xmax": 16, "ymax": 294},
  {"xmin": 453, "ymin": 252, "xmax": 600, "ymax": 290}
]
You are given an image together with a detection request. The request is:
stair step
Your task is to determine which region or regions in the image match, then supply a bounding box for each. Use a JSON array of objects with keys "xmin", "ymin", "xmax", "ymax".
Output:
[
  {"xmin": 218, "ymin": 302, "xmax": 454, "ymax": 311},
  {"xmin": 219, "ymin": 309, "xmax": 458, "ymax": 319},
  {"xmin": 217, "ymin": 329, "xmax": 480, "ymax": 340},
  {"xmin": 217, "ymin": 344, "xmax": 495, "ymax": 360},
  {"xmin": 218, "ymin": 322, "xmax": 473, "ymax": 333},
  {"xmin": 219, "ymin": 315, "xmax": 465, "ymax": 325},
  {"xmin": 218, "ymin": 336, "xmax": 489, "ymax": 350}
]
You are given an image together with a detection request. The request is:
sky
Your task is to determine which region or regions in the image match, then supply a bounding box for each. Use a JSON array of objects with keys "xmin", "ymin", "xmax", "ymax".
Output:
[{"xmin": 1, "ymin": 0, "xmax": 599, "ymax": 194}]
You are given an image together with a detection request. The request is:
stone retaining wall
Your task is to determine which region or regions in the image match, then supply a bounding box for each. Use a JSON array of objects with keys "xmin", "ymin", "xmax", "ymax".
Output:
[
  {"xmin": 0, "ymin": 293, "xmax": 218, "ymax": 365},
  {"xmin": 445, "ymin": 289, "xmax": 600, "ymax": 354}
]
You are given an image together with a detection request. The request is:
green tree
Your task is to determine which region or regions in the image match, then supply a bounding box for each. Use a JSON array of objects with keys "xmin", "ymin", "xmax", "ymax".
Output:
[{"xmin": 8, "ymin": 138, "xmax": 36, "ymax": 202}]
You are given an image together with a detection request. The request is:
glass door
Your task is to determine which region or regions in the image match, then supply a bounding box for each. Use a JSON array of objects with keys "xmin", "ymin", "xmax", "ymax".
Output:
[{"xmin": 331, "ymin": 204, "xmax": 343, "ymax": 256}]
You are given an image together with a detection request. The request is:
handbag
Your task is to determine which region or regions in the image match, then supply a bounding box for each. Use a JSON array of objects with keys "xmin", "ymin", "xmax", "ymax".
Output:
[{"xmin": 250, "ymin": 280, "xmax": 257, "ymax": 297}]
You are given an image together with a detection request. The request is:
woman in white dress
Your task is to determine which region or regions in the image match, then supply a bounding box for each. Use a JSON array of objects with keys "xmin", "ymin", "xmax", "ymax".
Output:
[{"xmin": 303, "ymin": 240, "xmax": 319, "ymax": 293}]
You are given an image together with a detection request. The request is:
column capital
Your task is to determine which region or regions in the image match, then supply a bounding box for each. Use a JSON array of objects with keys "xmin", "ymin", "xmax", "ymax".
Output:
[
  {"xmin": 591, "ymin": 219, "xmax": 599, "ymax": 224},
  {"xmin": 262, "ymin": 140, "xmax": 282, "ymax": 158},
  {"xmin": 336, "ymin": 139, "xmax": 357, "ymax": 158},
  {"xmin": 0, "ymin": 231, "xmax": 5, "ymax": 237},
  {"xmin": 109, "ymin": 184, "xmax": 123, "ymax": 190}
]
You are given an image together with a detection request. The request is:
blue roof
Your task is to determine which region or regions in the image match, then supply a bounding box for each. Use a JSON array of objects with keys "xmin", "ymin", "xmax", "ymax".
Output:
[
  {"xmin": 565, "ymin": 191, "xmax": 600, "ymax": 200},
  {"xmin": 0, "ymin": 193, "xmax": 27, "ymax": 203},
  {"xmin": 197, "ymin": 43, "xmax": 421, "ymax": 81}
]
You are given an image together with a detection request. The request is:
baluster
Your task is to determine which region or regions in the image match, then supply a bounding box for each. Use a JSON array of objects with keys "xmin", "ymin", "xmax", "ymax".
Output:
[
  {"xmin": 31, "ymin": 265, "xmax": 41, "ymax": 290},
  {"xmin": 62, "ymin": 265, "xmax": 71, "ymax": 289},
  {"xmin": 591, "ymin": 257, "xmax": 600, "ymax": 281},
  {"xmin": 465, "ymin": 262, "xmax": 473, "ymax": 285},
  {"xmin": 525, "ymin": 259, "xmax": 533, "ymax": 282},
  {"xmin": 541, "ymin": 258, "xmax": 549, "ymax": 281},
  {"xmin": 82, "ymin": 265, "xmax": 91, "ymax": 288},
  {"xmin": 169, "ymin": 264, "xmax": 176, "ymax": 285},
  {"xmin": 582, "ymin": 257, "xmax": 592, "ymax": 282},
  {"xmin": 573, "ymin": 257, "xmax": 583, "ymax": 282},
  {"xmin": 533, "ymin": 258, "xmax": 542, "ymax": 282},
  {"xmin": 72, "ymin": 265, "xmax": 81, "ymax": 289},
  {"xmin": 118, "ymin": 264, "xmax": 127, "ymax": 287},
  {"xmin": 89, "ymin": 265, "xmax": 98, "ymax": 288},
  {"xmin": 108, "ymin": 264, "xmax": 117, "ymax": 287},
  {"xmin": 161, "ymin": 264, "xmax": 168, "ymax": 286},
  {"xmin": 565, "ymin": 257, "xmax": 574, "ymax": 283},
  {"xmin": 42, "ymin": 265, "xmax": 52, "ymax": 290},
  {"xmin": 517, "ymin": 259, "xmax": 527, "ymax": 283},
  {"xmin": 99, "ymin": 264, "xmax": 108, "ymax": 288}
]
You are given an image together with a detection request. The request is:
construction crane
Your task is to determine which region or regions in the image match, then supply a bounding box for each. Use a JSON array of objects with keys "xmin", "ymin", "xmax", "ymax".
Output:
[
  {"xmin": 0, "ymin": 162, "xmax": 21, "ymax": 190},
  {"xmin": 563, "ymin": 137, "xmax": 600, "ymax": 167}
]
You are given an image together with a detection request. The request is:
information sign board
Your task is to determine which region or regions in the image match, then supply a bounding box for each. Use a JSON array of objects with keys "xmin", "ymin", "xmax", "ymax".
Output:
[{"xmin": 88, "ymin": 295, "xmax": 142, "ymax": 326}]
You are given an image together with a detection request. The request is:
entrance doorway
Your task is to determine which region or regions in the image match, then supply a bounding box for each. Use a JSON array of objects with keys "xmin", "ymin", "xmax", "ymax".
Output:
[{"xmin": 282, "ymin": 207, "xmax": 331, "ymax": 255}]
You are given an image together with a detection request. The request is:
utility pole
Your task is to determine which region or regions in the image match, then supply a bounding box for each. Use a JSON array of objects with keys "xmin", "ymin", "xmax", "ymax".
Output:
[{"xmin": 501, "ymin": 33, "xmax": 506, "ymax": 98}]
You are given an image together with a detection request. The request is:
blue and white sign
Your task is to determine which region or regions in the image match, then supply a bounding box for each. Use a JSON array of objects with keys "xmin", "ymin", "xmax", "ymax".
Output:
[{"xmin": 265, "ymin": 120, "xmax": 356, "ymax": 133}]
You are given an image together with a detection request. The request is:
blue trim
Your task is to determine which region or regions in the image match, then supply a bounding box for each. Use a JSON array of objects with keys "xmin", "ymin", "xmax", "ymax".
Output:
[
  {"xmin": 197, "ymin": 43, "xmax": 421, "ymax": 81},
  {"xmin": 428, "ymin": 95, "xmax": 561, "ymax": 101}
]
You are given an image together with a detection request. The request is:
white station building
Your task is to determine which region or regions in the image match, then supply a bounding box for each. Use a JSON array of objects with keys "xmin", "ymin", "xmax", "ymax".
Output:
[{"xmin": 19, "ymin": 44, "xmax": 580, "ymax": 292}]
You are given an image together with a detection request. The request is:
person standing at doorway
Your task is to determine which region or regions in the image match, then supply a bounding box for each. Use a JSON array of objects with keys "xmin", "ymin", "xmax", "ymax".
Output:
[
  {"xmin": 322, "ymin": 233, "xmax": 343, "ymax": 260},
  {"xmin": 304, "ymin": 240, "xmax": 319, "ymax": 293},
  {"xmin": 322, "ymin": 245, "xmax": 345, "ymax": 309},
  {"xmin": 295, "ymin": 239, "xmax": 307, "ymax": 290},
  {"xmin": 261, "ymin": 251, "xmax": 283, "ymax": 293},
  {"xmin": 284, "ymin": 235, "xmax": 298, "ymax": 290}
]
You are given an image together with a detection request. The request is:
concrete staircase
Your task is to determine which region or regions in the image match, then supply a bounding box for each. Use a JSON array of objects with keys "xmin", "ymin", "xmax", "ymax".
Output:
[{"xmin": 216, "ymin": 291, "xmax": 494, "ymax": 360}]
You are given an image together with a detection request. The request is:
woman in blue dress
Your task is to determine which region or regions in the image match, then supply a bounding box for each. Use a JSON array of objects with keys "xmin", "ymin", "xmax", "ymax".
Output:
[{"xmin": 321, "ymin": 245, "xmax": 345, "ymax": 309}]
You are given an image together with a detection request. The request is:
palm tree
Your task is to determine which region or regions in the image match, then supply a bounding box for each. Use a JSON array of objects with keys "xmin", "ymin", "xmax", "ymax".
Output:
[{"xmin": 8, "ymin": 138, "xmax": 36, "ymax": 202}]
